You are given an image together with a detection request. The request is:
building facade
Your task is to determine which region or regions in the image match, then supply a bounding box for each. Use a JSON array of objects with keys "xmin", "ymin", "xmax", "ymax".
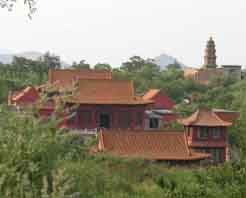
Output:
[
  {"xmin": 95, "ymin": 130, "xmax": 210, "ymax": 164},
  {"xmin": 142, "ymin": 89, "xmax": 177, "ymax": 130},
  {"xmin": 179, "ymin": 108, "xmax": 232, "ymax": 163},
  {"xmin": 9, "ymin": 69, "xmax": 152, "ymax": 130}
]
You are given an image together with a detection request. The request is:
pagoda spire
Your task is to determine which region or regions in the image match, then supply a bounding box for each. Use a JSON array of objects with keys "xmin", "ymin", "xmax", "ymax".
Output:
[{"xmin": 203, "ymin": 37, "xmax": 217, "ymax": 68}]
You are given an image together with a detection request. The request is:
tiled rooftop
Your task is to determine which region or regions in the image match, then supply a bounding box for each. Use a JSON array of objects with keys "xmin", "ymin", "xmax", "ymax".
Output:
[
  {"xmin": 179, "ymin": 108, "xmax": 232, "ymax": 127},
  {"xmin": 69, "ymin": 79, "xmax": 152, "ymax": 105},
  {"xmin": 97, "ymin": 130, "xmax": 210, "ymax": 161},
  {"xmin": 48, "ymin": 69, "xmax": 112, "ymax": 87}
]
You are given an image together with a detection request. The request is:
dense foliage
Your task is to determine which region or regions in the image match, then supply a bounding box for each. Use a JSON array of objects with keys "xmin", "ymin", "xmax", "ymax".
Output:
[
  {"xmin": 0, "ymin": 55, "xmax": 246, "ymax": 197},
  {"xmin": 0, "ymin": 105, "xmax": 246, "ymax": 197}
]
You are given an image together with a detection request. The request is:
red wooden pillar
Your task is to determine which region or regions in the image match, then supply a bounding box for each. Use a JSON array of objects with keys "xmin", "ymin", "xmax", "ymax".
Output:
[
  {"xmin": 131, "ymin": 110, "xmax": 136, "ymax": 129},
  {"xmin": 141, "ymin": 111, "xmax": 145, "ymax": 129},
  {"xmin": 75, "ymin": 110, "xmax": 79, "ymax": 129},
  {"xmin": 59, "ymin": 111, "xmax": 67, "ymax": 128},
  {"xmin": 114, "ymin": 111, "xmax": 118, "ymax": 129},
  {"xmin": 219, "ymin": 147, "xmax": 225, "ymax": 162},
  {"xmin": 92, "ymin": 110, "xmax": 97, "ymax": 129}
]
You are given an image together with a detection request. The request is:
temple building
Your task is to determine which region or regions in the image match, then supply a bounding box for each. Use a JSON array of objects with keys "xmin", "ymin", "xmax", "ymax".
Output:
[
  {"xmin": 95, "ymin": 129, "xmax": 210, "ymax": 163},
  {"xmin": 142, "ymin": 89, "xmax": 178, "ymax": 130},
  {"xmin": 94, "ymin": 108, "xmax": 238, "ymax": 164},
  {"xmin": 178, "ymin": 108, "xmax": 233, "ymax": 163},
  {"xmin": 184, "ymin": 37, "xmax": 242, "ymax": 84},
  {"xmin": 9, "ymin": 69, "xmax": 152, "ymax": 130},
  {"xmin": 9, "ymin": 69, "xmax": 239, "ymax": 164},
  {"xmin": 64, "ymin": 79, "xmax": 152, "ymax": 130}
]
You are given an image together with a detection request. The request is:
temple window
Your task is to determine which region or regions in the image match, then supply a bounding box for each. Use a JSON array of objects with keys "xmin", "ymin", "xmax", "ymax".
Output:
[
  {"xmin": 211, "ymin": 127, "xmax": 221, "ymax": 139},
  {"xmin": 210, "ymin": 149, "xmax": 222, "ymax": 163},
  {"xmin": 197, "ymin": 127, "xmax": 209, "ymax": 139},
  {"xmin": 149, "ymin": 118, "xmax": 159, "ymax": 129}
]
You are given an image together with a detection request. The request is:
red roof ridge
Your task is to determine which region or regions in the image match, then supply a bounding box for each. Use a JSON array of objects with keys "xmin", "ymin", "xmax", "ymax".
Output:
[
  {"xmin": 142, "ymin": 89, "xmax": 161, "ymax": 100},
  {"xmin": 48, "ymin": 68, "xmax": 112, "ymax": 84},
  {"xmin": 78, "ymin": 78, "xmax": 132, "ymax": 82},
  {"xmin": 49, "ymin": 68, "xmax": 111, "ymax": 72},
  {"xmin": 12, "ymin": 86, "xmax": 36, "ymax": 101}
]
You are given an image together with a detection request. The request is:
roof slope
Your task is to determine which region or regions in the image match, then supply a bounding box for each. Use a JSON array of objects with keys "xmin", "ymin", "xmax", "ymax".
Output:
[
  {"xmin": 143, "ymin": 89, "xmax": 175, "ymax": 109},
  {"xmin": 97, "ymin": 130, "xmax": 210, "ymax": 161},
  {"xmin": 48, "ymin": 69, "xmax": 112, "ymax": 86},
  {"xmin": 142, "ymin": 89, "xmax": 161, "ymax": 100},
  {"xmin": 10, "ymin": 86, "xmax": 39, "ymax": 105},
  {"xmin": 70, "ymin": 79, "xmax": 152, "ymax": 105},
  {"xmin": 213, "ymin": 109, "xmax": 240, "ymax": 123},
  {"xmin": 179, "ymin": 108, "xmax": 232, "ymax": 127}
]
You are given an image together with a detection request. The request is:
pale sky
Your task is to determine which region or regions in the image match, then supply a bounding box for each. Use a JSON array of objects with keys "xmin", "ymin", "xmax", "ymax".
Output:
[{"xmin": 0, "ymin": 0, "xmax": 246, "ymax": 67}]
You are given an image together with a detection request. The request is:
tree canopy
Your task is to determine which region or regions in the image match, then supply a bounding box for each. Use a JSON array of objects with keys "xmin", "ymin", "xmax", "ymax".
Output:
[{"xmin": 0, "ymin": 55, "xmax": 246, "ymax": 197}]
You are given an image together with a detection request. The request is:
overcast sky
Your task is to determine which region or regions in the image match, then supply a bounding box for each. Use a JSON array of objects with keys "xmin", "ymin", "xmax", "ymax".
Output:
[{"xmin": 0, "ymin": 0, "xmax": 246, "ymax": 67}]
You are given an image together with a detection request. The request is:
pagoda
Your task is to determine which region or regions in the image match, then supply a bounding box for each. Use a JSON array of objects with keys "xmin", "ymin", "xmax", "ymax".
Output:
[{"xmin": 203, "ymin": 37, "xmax": 217, "ymax": 68}]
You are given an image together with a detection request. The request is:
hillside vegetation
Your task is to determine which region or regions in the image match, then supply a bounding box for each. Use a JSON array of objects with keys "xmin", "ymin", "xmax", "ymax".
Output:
[{"xmin": 0, "ymin": 56, "xmax": 246, "ymax": 197}]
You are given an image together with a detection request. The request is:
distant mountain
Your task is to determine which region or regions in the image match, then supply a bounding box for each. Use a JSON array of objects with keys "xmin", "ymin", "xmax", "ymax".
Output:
[
  {"xmin": 152, "ymin": 54, "xmax": 185, "ymax": 70},
  {"xmin": 0, "ymin": 51, "xmax": 44, "ymax": 64},
  {"xmin": 0, "ymin": 51, "xmax": 69, "ymax": 67},
  {"xmin": 16, "ymin": 51, "xmax": 43, "ymax": 61},
  {"xmin": 0, "ymin": 54, "xmax": 13, "ymax": 64},
  {"xmin": 0, "ymin": 49, "xmax": 12, "ymax": 54}
]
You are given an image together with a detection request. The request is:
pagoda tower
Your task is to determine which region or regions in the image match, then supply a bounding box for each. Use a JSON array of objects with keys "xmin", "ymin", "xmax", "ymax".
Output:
[{"xmin": 203, "ymin": 37, "xmax": 217, "ymax": 68}]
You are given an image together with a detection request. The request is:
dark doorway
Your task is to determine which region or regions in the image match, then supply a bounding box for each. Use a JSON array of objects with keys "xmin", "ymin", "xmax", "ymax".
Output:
[
  {"xmin": 99, "ymin": 113, "xmax": 110, "ymax": 129},
  {"xmin": 149, "ymin": 118, "xmax": 159, "ymax": 129}
]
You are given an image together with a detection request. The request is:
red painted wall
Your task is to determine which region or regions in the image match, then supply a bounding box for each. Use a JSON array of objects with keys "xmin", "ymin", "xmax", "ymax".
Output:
[
  {"xmin": 188, "ymin": 126, "xmax": 227, "ymax": 162},
  {"xmin": 191, "ymin": 126, "xmax": 226, "ymax": 142},
  {"xmin": 162, "ymin": 114, "xmax": 178, "ymax": 122},
  {"xmin": 149, "ymin": 92, "xmax": 175, "ymax": 110},
  {"xmin": 64, "ymin": 104, "xmax": 146, "ymax": 130}
]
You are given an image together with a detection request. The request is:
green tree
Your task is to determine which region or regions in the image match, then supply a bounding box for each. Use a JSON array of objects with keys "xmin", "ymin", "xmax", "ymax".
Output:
[
  {"xmin": 121, "ymin": 56, "xmax": 146, "ymax": 72},
  {"xmin": 72, "ymin": 60, "xmax": 90, "ymax": 69},
  {"xmin": 42, "ymin": 51, "xmax": 61, "ymax": 69},
  {"xmin": 94, "ymin": 63, "xmax": 112, "ymax": 70}
]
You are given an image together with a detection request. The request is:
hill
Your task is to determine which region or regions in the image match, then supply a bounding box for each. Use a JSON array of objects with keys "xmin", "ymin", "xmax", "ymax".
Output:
[
  {"xmin": 153, "ymin": 53, "xmax": 185, "ymax": 70},
  {"xmin": 0, "ymin": 51, "xmax": 69, "ymax": 67}
]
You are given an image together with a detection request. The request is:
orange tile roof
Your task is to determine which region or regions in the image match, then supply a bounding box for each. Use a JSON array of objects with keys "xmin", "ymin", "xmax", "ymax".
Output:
[
  {"xmin": 179, "ymin": 108, "xmax": 232, "ymax": 127},
  {"xmin": 48, "ymin": 69, "xmax": 112, "ymax": 87},
  {"xmin": 11, "ymin": 86, "xmax": 39, "ymax": 103},
  {"xmin": 97, "ymin": 130, "xmax": 210, "ymax": 161},
  {"xmin": 142, "ymin": 89, "xmax": 161, "ymax": 100},
  {"xmin": 213, "ymin": 109, "xmax": 240, "ymax": 123},
  {"xmin": 69, "ymin": 79, "xmax": 153, "ymax": 105},
  {"xmin": 142, "ymin": 89, "xmax": 176, "ymax": 109}
]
